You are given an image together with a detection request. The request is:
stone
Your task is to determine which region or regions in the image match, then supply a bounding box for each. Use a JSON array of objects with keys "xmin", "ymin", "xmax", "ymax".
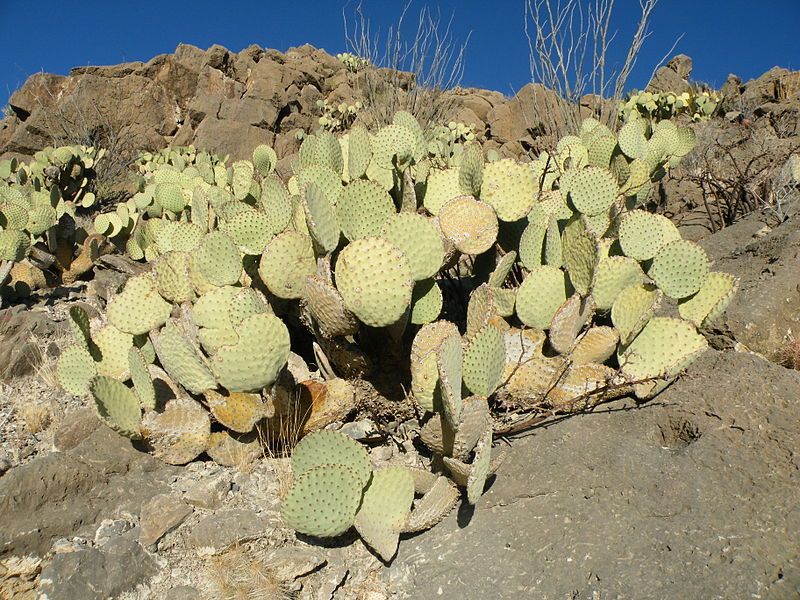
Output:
[
  {"xmin": 183, "ymin": 474, "xmax": 231, "ymax": 510},
  {"xmin": 389, "ymin": 350, "xmax": 800, "ymax": 599},
  {"xmin": 0, "ymin": 424, "xmax": 177, "ymax": 557},
  {"xmin": 186, "ymin": 509, "xmax": 280, "ymax": 556},
  {"xmin": 38, "ymin": 537, "xmax": 157, "ymax": 600},
  {"xmin": 262, "ymin": 546, "xmax": 327, "ymax": 581},
  {"xmin": 168, "ymin": 585, "xmax": 203, "ymax": 600},
  {"xmin": 0, "ymin": 307, "xmax": 63, "ymax": 382},
  {"xmin": 647, "ymin": 54, "xmax": 693, "ymax": 94},
  {"xmin": 138, "ymin": 493, "xmax": 193, "ymax": 548},
  {"xmin": 52, "ymin": 408, "xmax": 101, "ymax": 452},
  {"xmin": 94, "ymin": 517, "xmax": 135, "ymax": 547},
  {"xmin": 486, "ymin": 83, "xmax": 571, "ymax": 143}
]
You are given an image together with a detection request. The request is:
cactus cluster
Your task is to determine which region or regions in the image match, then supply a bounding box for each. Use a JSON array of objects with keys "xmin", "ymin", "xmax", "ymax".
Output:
[
  {"xmin": 48, "ymin": 107, "xmax": 736, "ymax": 557},
  {"xmin": 336, "ymin": 52, "xmax": 371, "ymax": 73},
  {"xmin": 282, "ymin": 430, "xmax": 459, "ymax": 561},
  {"xmin": 316, "ymin": 99, "xmax": 364, "ymax": 132},
  {"xmin": 620, "ymin": 90, "xmax": 722, "ymax": 122},
  {"xmin": 0, "ymin": 145, "xmax": 106, "ymax": 295}
]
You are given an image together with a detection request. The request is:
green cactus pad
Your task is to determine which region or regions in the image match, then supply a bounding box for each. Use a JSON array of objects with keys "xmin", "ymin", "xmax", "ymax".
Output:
[
  {"xmin": 618, "ymin": 119, "xmax": 648, "ymax": 159},
  {"xmin": 252, "ymin": 145, "xmax": 277, "ymax": 176},
  {"xmin": 422, "ymin": 167, "xmax": 461, "ymax": 215},
  {"xmin": 141, "ymin": 397, "xmax": 211, "ymax": 465},
  {"xmin": 154, "ymin": 182, "xmax": 186, "ymax": 213},
  {"xmin": 94, "ymin": 325, "xmax": 134, "ymax": 380},
  {"xmin": 258, "ymin": 231, "xmax": 316, "ymax": 299},
  {"xmin": 452, "ymin": 395, "xmax": 491, "ymax": 460},
  {"xmin": 305, "ymin": 276, "xmax": 359, "ymax": 337},
  {"xmin": 348, "ymin": 125, "xmax": 372, "ymax": 179},
  {"xmin": 107, "ymin": 275, "xmax": 172, "ymax": 336},
  {"xmin": 67, "ymin": 306, "xmax": 94, "ymax": 351},
  {"xmin": 436, "ymin": 336, "xmax": 464, "ymax": 427},
  {"xmin": 334, "ymin": 237, "xmax": 413, "ymax": 327},
  {"xmin": 355, "ymin": 466, "xmax": 415, "ymax": 561},
  {"xmin": 438, "ymin": 196, "xmax": 498, "ymax": 255},
  {"xmin": 291, "ymin": 429, "xmax": 372, "ymax": 487},
  {"xmin": 570, "ymin": 326, "xmax": 619, "ymax": 365},
  {"xmin": 0, "ymin": 229, "xmax": 30, "ymax": 261},
  {"xmin": 586, "ymin": 135, "xmax": 617, "ymax": 169},
  {"xmin": 380, "ymin": 213, "xmax": 444, "ymax": 281},
  {"xmin": 90, "ymin": 376, "xmax": 142, "ymax": 439},
  {"xmin": 561, "ymin": 218, "xmax": 596, "ymax": 296},
  {"xmin": 337, "ymin": 179, "xmax": 395, "ymax": 241},
  {"xmin": 678, "ymin": 272, "xmax": 738, "ymax": 328},
  {"xmin": 128, "ymin": 346, "xmax": 155, "ymax": 410},
  {"xmin": 568, "ymin": 166, "xmax": 618, "ymax": 216},
  {"xmin": 302, "ymin": 181, "xmax": 340, "ymax": 253},
  {"xmin": 649, "ymin": 239, "xmax": 709, "ymax": 299},
  {"xmin": 618, "ymin": 210, "xmax": 681, "ymax": 261},
  {"xmin": 480, "ymin": 158, "xmax": 536, "ymax": 221},
  {"xmin": 0, "ymin": 202, "xmax": 29, "ymax": 230},
  {"xmin": 465, "ymin": 284, "xmax": 497, "ymax": 340},
  {"xmin": 154, "ymin": 252, "xmax": 194, "ymax": 305},
  {"xmin": 281, "ymin": 464, "xmax": 363, "ymax": 538},
  {"xmin": 518, "ymin": 210, "xmax": 548, "ymax": 269},
  {"xmin": 296, "ymin": 165, "xmax": 343, "ymax": 206},
  {"xmin": 56, "ymin": 346, "xmax": 97, "ymax": 396},
  {"xmin": 619, "ymin": 158, "xmax": 651, "ymax": 196},
  {"xmin": 153, "ymin": 321, "xmax": 216, "ymax": 394},
  {"xmin": 544, "ymin": 215, "xmax": 563, "ymax": 267},
  {"xmin": 592, "ymin": 256, "xmax": 645, "ymax": 310},
  {"xmin": 487, "ymin": 251, "xmax": 517, "ymax": 288},
  {"xmin": 516, "ymin": 265, "xmax": 568, "ymax": 330},
  {"xmin": 195, "ymin": 232, "xmax": 243, "ymax": 287},
  {"xmin": 372, "ymin": 124, "xmax": 417, "ymax": 169},
  {"xmin": 611, "ymin": 283, "xmax": 661, "ymax": 344},
  {"xmin": 410, "ymin": 279, "xmax": 443, "ymax": 325},
  {"xmin": 463, "ymin": 324, "xmax": 505, "ymax": 397},
  {"xmin": 260, "ymin": 175, "xmax": 294, "ymax": 235},
  {"xmin": 411, "ymin": 321, "xmax": 460, "ymax": 412},
  {"xmin": 620, "ymin": 317, "xmax": 708, "ymax": 396},
  {"xmin": 459, "ymin": 143, "xmax": 484, "ymax": 196},
  {"xmin": 210, "ymin": 313, "xmax": 290, "ymax": 392},
  {"xmin": 219, "ymin": 210, "xmax": 274, "ymax": 255}
]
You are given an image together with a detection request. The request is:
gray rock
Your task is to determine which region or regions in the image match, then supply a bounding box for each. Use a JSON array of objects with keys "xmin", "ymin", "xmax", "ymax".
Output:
[
  {"xmin": 167, "ymin": 585, "xmax": 203, "ymax": 600},
  {"xmin": 38, "ymin": 537, "xmax": 157, "ymax": 600},
  {"xmin": 187, "ymin": 509, "xmax": 280, "ymax": 556},
  {"xmin": 52, "ymin": 407, "xmax": 101, "ymax": 452},
  {"xmin": 0, "ymin": 423, "xmax": 178, "ymax": 557},
  {"xmin": 388, "ymin": 351, "xmax": 800, "ymax": 600},
  {"xmin": 94, "ymin": 517, "xmax": 135, "ymax": 547},
  {"xmin": 183, "ymin": 473, "xmax": 231, "ymax": 510},
  {"xmin": 138, "ymin": 493, "xmax": 193, "ymax": 549},
  {"xmin": 263, "ymin": 546, "xmax": 327, "ymax": 581}
]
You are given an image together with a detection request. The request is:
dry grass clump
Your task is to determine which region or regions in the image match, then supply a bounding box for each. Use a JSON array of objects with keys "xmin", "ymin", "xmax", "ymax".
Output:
[
  {"xmin": 205, "ymin": 546, "xmax": 295, "ymax": 600},
  {"xmin": 17, "ymin": 403, "xmax": 52, "ymax": 434},
  {"xmin": 778, "ymin": 335, "xmax": 800, "ymax": 370}
]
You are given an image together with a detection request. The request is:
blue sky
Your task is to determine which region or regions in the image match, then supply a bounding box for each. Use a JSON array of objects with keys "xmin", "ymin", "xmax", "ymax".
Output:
[{"xmin": 1, "ymin": 1, "xmax": 798, "ymax": 106}]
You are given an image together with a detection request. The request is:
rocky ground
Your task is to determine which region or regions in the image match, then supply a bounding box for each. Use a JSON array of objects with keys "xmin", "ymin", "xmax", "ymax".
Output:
[{"xmin": 1, "ymin": 45, "xmax": 799, "ymax": 600}]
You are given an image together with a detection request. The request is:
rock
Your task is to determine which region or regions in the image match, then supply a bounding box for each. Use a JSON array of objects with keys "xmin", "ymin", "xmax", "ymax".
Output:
[
  {"xmin": 0, "ymin": 424, "xmax": 178, "ymax": 557},
  {"xmin": 647, "ymin": 54, "xmax": 693, "ymax": 94},
  {"xmin": 52, "ymin": 407, "xmax": 101, "ymax": 452},
  {"xmin": 263, "ymin": 546, "xmax": 327, "ymax": 581},
  {"xmin": 182, "ymin": 473, "xmax": 232, "ymax": 510},
  {"xmin": 186, "ymin": 509, "xmax": 280, "ymax": 556},
  {"xmin": 340, "ymin": 419, "xmax": 378, "ymax": 441},
  {"xmin": 138, "ymin": 493, "xmax": 193, "ymax": 549},
  {"xmin": 699, "ymin": 200, "xmax": 800, "ymax": 360},
  {"xmin": 38, "ymin": 537, "xmax": 158, "ymax": 600},
  {"xmin": 0, "ymin": 307, "xmax": 63, "ymax": 382},
  {"xmin": 94, "ymin": 517, "xmax": 135, "ymax": 547},
  {"xmin": 389, "ymin": 350, "xmax": 800, "ymax": 599},
  {"xmin": 168, "ymin": 585, "xmax": 204, "ymax": 600},
  {"xmin": 486, "ymin": 83, "xmax": 570, "ymax": 144}
]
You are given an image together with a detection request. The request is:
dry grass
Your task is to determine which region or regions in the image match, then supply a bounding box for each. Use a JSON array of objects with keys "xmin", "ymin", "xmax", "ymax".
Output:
[
  {"xmin": 778, "ymin": 335, "xmax": 800, "ymax": 371},
  {"xmin": 17, "ymin": 403, "xmax": 52, "ymax": 435},
  {"xmin": 204, "ymin": 546, "xmax": 295, "ymax": 600}
]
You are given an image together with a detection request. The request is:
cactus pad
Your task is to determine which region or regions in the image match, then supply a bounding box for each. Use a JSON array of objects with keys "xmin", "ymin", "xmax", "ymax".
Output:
[
  {"xmin": 380, "ymin": 213, "xmax": 444, "ymax": 281},
  {"xmin": 568, "ymin": 166, "xmax": 618, "ymax": 216},
  {"xmin": 410, "ymin": 321, "xmax": 460, "ymax": 412},
  {"xmin": 618, "ymin": 210, "xmax": 681, "ymax": 261},
  {"xmin": 305, "ymin": 276, "xmax": 359, "ymax": 337},
  {"xmin": 570, "ymin": 326, "xmax": 619, "ymax": 365},
  {"xmin": 281, "ymin": 464, "xmax": 363, "ymax": 538},
  {"xmin": 410, "ymin": 279, "xmax": 443, "ymax": 325},
  {"xmin": 463, "ymin": 324, "xmax": 505, "ymax": 397},
  {"xmin": 337, "ymin": 179, "xmax": 395, "ymax": 241},
  {"xmin": 90, "ymin": 376, "xmax": 142, "ymax": 439},
  {"xmin": 354, "ymin": 466, "xmax": 415, "ymax": 561},
  {"xmin": 291, "ymin": 430, "xmax": 371, "ymax": 488},
  {"xmin": 678, "ymin": 272, "xmax": 738, "ymax": 328},
  {"xmin": 515, "ymin": 265, "xmax": 568, "ymax": 330},
  {"xmin": 436, "ymin": 336, "xmax": 464, "ymax": 427},
  {"xmin": 423, "ymin": 167, "xmax": 461, "ymax": 215},
  {"xmin": 152, "ymin": 321, "xmax": 216, "ymax": 394},
  {"xmin": 611, "ymin": 284, "xmax": 661, "ymax": 344},
  {"xmin": 205, "ymin": 390, "xmax": 268, "ymax": 433},
  {"xmin": 128, "ymin": 346, "xmax": 156, "ymax": 410},
  {"xmin": 334, "ymin": 237, "xmax": 413, "ymax": 327},
  {"xmin": 592, "ymin": 256, "xmax": 645, "ymax": 310},
  {"xmin": 438, "ymin": 196, "xmax": 498, "ymax": 255},
  {"xmin": 649, "ymin": 239, "xmax": 709, "ymax": 299},
  {"xmin": 259, "ymin": 231, "xmax": 316, "ymax": 299},
  {"xmin": 141, "ymin": 397, "xmax": 211, "ymax": 465},
  {"xmin": 480, "ymin": 159, "xmax": 536, "ymax": 221},
  {"xmin": 56, "ymin": 346, "xmax": 97, "ymax": 396}
]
